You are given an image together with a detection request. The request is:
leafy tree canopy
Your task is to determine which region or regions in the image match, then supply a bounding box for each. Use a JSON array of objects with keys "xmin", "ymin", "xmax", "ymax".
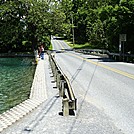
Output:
[{"xmin": 0, "ymin": 0, "xmax": 134, "ymax": 54}]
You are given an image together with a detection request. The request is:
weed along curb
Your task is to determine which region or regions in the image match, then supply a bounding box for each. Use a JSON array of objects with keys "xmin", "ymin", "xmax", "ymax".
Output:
[
  {"xmin": 0, "ymin": 60, "xmax": 47, "ymax": 132},
  {"xmin": 48, "ymin": 51, "xmax": 77, "ymax": 116}
]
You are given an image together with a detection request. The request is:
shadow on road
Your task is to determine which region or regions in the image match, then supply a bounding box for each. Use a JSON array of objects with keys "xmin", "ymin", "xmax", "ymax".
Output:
[{"xmin": 86, "ymin": 57, "xmax": 115, "ymax": 62}]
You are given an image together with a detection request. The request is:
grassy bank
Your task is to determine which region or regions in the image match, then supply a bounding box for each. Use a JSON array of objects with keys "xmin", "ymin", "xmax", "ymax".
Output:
[
  {"xmin": 48, "ymin": 43, "xmax": 53, "ymax": 50},
  {"xmin": 65, "ymin": 40, "xmax": 92, "ymax": 49}
]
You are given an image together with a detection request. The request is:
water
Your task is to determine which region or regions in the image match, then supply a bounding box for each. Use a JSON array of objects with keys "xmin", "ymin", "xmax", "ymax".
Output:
[{"xmin": 0, "ymin": 57, "xmax": 36, "ymax": 114}]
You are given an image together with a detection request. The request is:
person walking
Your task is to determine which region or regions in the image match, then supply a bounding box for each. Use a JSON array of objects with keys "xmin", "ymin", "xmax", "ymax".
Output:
[{"xmin": 40, "ymin": 44, "xmax": 45, "ymax": 60}]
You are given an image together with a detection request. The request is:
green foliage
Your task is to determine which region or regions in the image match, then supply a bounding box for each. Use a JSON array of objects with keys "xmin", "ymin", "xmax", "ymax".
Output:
[
  {"xmin": 69, "ymin": 0, "xmax": 134, "ymax": 53},
  {"xmin": 0, "ymin": 0, "xmax": 51, "ymax": 52},
  {"xmin": 0, "ymin": 0, "xmax": 134, "ymax": 53},
  {"xmin": 67, "ymin": 41, "xmax": 92, "ymax": 49}
]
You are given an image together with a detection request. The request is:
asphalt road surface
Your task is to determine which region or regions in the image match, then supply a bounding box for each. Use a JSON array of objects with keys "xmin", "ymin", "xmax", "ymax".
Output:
[{"xmin": 52, "ymin": 39, "xmax": 134, "ymax": 134}]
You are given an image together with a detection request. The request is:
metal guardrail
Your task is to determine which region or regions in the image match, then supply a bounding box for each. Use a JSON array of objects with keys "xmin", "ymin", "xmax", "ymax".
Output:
[
  {"xmin": 108, "ymin": 53, "xmax": 134, "ymax": 62},
  {"xmin": 48, "ymin": 51, "xmax": 77, "ymax": 116},
  {"xmin": 74, "ymin": 49, "xmax": 134, "ymax": 62},
  {"xmin": 74, "ymin": 49, "xmax": 109, "ymax": 58}
]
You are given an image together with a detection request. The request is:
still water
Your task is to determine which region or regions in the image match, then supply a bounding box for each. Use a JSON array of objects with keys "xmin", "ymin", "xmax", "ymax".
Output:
[{"xmin": 0, "ymin": 57, "xmax": 35, "ymax": 114}]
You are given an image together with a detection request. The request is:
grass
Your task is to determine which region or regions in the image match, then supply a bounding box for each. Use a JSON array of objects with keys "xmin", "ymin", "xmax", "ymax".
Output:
[
  {"xmin": 47, "ymin": 39, "xmax": 92, "ymax": 50},
  {"xmin": 65, "ymin": 40, "xmax": 92, "ymax": 49},
  {"xmin": 48, "ymin": 43, "xmax": 53, "ymax": 50}
]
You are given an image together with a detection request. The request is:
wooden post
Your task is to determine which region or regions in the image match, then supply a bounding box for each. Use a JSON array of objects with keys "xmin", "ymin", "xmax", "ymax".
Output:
[
  {"xmin": 62, "ymin": 98, "xmax": 69, "ymax": 116},
  {"xmin": 59, "ymin": 80, "xmax": 65, "ymax": 97}
]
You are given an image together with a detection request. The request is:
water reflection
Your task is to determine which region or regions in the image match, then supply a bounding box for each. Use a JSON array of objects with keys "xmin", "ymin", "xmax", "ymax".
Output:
[{"xmin": 0, "ymin": 57, "xmax": 35, "ymax": 114}]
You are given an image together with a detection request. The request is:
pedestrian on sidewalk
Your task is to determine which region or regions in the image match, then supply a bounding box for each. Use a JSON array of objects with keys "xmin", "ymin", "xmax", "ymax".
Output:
[{"xmin": 40, "ymin": 44, "xmax": 45, "ymax": 60}]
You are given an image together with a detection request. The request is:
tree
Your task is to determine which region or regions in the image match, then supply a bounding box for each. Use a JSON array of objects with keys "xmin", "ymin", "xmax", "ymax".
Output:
[
  {"xmin": 0, "ymin": 0, "xmax": 134, "ymax": 53},
  {"xmin": 0, "ymin": 0, "xmax": 51, "ymax": 52},
  {"xmin": 0, "ymin": 0, "xmax": 27, "ymax": 51}
]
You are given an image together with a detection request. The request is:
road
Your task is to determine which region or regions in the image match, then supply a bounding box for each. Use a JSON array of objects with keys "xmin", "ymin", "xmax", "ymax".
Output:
[{"xmin": 52, "ymin": 39, "xmax": 134, "ymax": 134}]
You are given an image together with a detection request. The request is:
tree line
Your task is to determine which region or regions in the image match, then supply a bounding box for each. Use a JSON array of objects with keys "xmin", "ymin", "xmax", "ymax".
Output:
[
  {"xmin": 0, "ymin": 0, "xmax": 52, "ymax": 52},
  {"xmin": 0, "ymin": 0, "xmax": 134, "ymax": 54}
]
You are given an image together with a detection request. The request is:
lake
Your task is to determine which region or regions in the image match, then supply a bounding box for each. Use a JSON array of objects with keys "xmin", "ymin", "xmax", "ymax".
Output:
[{"xmin": 0, "ymin": 57, "xmax": 36, "ymax": 114}]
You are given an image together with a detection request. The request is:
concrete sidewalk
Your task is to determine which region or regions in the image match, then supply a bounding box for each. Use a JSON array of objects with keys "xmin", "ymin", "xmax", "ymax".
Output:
[{"xmin": 1, "ymin": 54, "xmax": 123, "ymax": 134}]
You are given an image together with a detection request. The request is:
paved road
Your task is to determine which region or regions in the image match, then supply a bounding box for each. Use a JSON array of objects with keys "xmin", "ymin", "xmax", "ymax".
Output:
[{"xmin": 52, "ymin": 39, "xmax": 134, "ymax": 134}]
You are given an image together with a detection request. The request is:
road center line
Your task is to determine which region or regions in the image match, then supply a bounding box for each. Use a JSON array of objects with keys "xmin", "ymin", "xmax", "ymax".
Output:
[
  {"xmin": 67, "ymin": 53, "xmax": 134, "ymax": 80},
  {"xmin": 56, "ymin": 40, "xmax": 134, "ymax": 80},
  {"xmin": 56, "ymin": 40, "xmax": 64, "ymax": 50}
]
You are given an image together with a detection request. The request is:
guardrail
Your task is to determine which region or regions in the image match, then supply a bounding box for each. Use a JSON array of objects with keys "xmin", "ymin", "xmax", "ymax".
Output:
[
  {"xmin": 48, "ymin": 51, "xmax": 77, "ymax": 116},
  {"xmin": 108, "ymin": 53, "xmax": 134, "ymax": 62},
  {"xmin": 74, "ymin": 49, "xmax": 109, "ymax": 58},
  {"xmin": 74, "ymin": 49, "xmax": 134, "ymax": 62}
]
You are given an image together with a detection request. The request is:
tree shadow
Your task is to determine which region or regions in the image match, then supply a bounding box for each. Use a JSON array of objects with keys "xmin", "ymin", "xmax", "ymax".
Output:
[{"xmin": 86, "ymin": 57, "xmax": 115, "ymax": 62}]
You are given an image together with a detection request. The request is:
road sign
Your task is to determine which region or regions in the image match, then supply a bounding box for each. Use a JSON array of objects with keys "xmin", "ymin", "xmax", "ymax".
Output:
[
  {"xmin": 119, "ymin": 34, "xmax": 126, "ymax": 61},
  {"xmin": 119, "ymin": 34, "xmax": 126, "ymax": 41},
  {"xmin": 119, "ymin": 43, "xmax": 121, "ymax": 52}
]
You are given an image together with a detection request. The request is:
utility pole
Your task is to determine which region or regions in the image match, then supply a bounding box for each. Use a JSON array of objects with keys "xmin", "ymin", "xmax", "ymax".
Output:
[{"xmin": 72, "ymin": 14, "xmax": 75, "ymax": 46}]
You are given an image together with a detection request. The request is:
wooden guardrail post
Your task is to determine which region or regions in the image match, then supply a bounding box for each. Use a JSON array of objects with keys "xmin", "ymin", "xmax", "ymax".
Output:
[
  {"xmin": 62, "ymin": 98, "xmax": 69, "ymax": 116},
  {"xmin": 59, "ymin": 80, "xmax": 65, "ymax": 97},
  {"xmin": 56, "ymin": 70, "xmax": 61, "ymax": 88}
]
